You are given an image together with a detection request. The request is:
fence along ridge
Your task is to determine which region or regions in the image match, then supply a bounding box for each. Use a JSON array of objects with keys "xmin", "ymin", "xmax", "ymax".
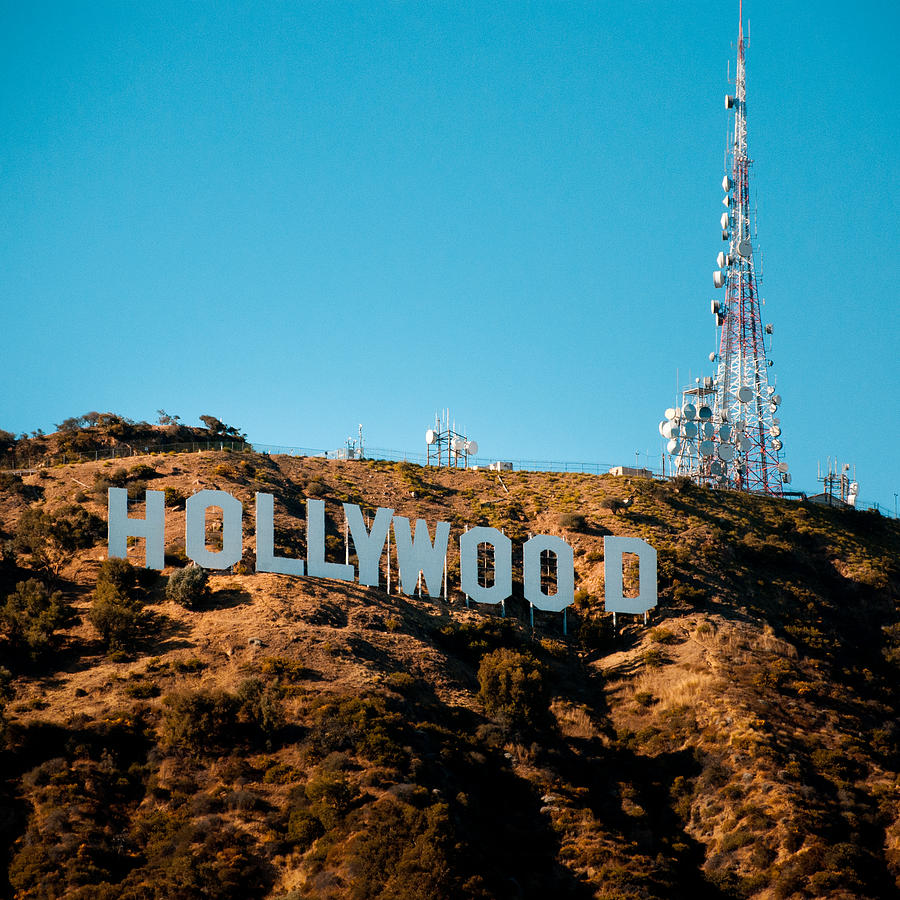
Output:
[{"xmin": 0, "ymin": 438, "xmax": 892, "ymax": 515}]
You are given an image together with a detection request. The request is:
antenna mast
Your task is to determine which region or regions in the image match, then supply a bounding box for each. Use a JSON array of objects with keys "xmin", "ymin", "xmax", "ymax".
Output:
[{"xmin": 658, "ymin": 2, "xmax": 789, "ymax": 494}]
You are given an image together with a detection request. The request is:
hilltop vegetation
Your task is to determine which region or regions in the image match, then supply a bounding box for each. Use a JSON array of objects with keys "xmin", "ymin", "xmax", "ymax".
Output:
[{"xmin": 0, "ymin": 432, "xmax": 899, "ymax": 899}]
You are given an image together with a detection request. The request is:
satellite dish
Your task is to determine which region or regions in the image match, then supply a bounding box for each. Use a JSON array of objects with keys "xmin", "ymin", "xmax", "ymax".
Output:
[
  {"xmin": 718, "ymin": 443, "xmax": 735, "ymax": 461},
  {"xmin": 699, "ymin": 440, "xmax": 715, "ymax": 457},
  {"xmin": 682, "ymin": 403, "xmax": 697, "ymax": 420},
  {"xmin": 737, "ymin": 386, "xmax": 754, "ymax": 403},
  {"xmin": 716, "ymin": 251, "xmax": 727, "ymax": 269},
  {"xmin": 425, "ymin": 429, "xmax": 436, "ymax": 445},
  {"xmin": 725, "ymin": 94, "xmax": 735, "ymax": 109},
  {"xmin": 710, "ymin": 461, "xmax": 723, "ymax": 475},
  {"xmin": 713, "ymin": 270, "xmax": 726, "ymax": 288},
  {"xmin": 772, "ymin": 417, "xmax": 780, "ymax": 425},
  {"xmin": 722, "ymin": 175, "xmax": 732, "ymax": 191},
  {"xmin": 718, "ymin": 424, "xmax": 732, "ymax": 441},
  {"xmin": 659, "ymin": 420, "xmax": 668, "ymax": 437},
  {"xmin": 766, "ymin": 386, "xmax": 775, "ymax": 396},
  {"xmin": 769, "ymin": 425, "xmax": 782, "ymax": 437},
  {"xmin": 662, "ymin": 421, "xmax": 679, "ymax": 440},
  {"xmin": 667, "ymin": 439, "xmax": 681, "ymax": 456},
  {"xmin": 709, "ymin": 352, "xmax": 716, "ymax": 362},
  {"xmin": 737, "ymin": 239, "xmax": 752, "ymax": 258},
  {"xmin": 682, "ymin": 421, "xmax": 698, "ymax": 439},
  {"xmin": 665, "ymin": 407, "xmax": 677, "ymax": 421},
  {"xmin": 698, "ymin": 405, "xmax": 712, "ymax": 420},
  {"xmin": 771, "ymin": 394, "xmax": 782, "ymax": 406},
  {"xmin": 768, "ymin": 403, "xmax": 778, "ymax": 413},
  {"xmin": 702, "ymin": 421, "xmax": 715, "ymax": 438},
  {"xmin": 777, "ymin": 461, "xmax": 789, "ymax": 473},
  {"xmin": 771, "ymin": 439, "xmax": 783, "ymax": 451},
  {"xmin": 738, "ymin": 436, "xmax": 752, "ymax": 451},
  {"xmin": 720, "ymin": 212, "xmax": 729, "ymax": 229},
  {"xmin": 783, "ymin": 473, "xmax": 792, "ymax": 484},
  {"xmin": 466, "ymin": 440, "xmax": 478, "ymax": 456}
]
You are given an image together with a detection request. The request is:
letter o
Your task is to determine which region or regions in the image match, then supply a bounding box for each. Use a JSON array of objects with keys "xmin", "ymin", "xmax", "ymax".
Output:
[
  {"xmin": 185, "ymin": 489, "xmax": 243, "ymax": 569},
  {"xmin": 523, "ymin": 534, "xmax": 574, "ymax": 612},
  {"xmin": 459, "ymin": 527, "xmax": 512, "ymax": 605}
]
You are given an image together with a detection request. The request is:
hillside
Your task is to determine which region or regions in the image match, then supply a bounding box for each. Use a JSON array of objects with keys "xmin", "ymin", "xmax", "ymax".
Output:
[{"xmin": 1, "ymin": 446, "xmax": 899, "ymax": 899}]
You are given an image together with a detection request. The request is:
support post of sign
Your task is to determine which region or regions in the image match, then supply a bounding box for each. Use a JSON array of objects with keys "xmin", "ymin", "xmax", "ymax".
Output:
[
  {"xmin": 443, "ymin": 554, "xmax": 447, "ymax": 600},
  {"xmin": 344, "ymin": 516, "xmax": 349, "ymax": 566},
  {"xmin": 563, "ymin": 609, "xmax": 567, "ymax": 636},
  {"xmin": 529, "ymin": 602, "xmax": 534, "ymax": 629},
  {"xmin": 613, "ymin": 611, "xmax": 617, "ymax": 630},
  {"xmin": 417, "ymin": 571, "xmax": 421, "ymax": 598},
  {"xmin": 386, "ymin": 524, "xmax": 391, "ymax": 594},
  {"xmin": 464, "ymin": 524, "xmax": 470, "ymax": 606},
  {"xmin": 643, "ymin": 611, "xmax": 648, "ymax": 626}
]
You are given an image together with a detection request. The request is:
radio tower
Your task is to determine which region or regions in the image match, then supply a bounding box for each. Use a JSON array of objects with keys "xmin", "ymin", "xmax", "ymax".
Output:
[{"xmin": 658, "ymin": 2, "xmax": 789, "ymax": 495}]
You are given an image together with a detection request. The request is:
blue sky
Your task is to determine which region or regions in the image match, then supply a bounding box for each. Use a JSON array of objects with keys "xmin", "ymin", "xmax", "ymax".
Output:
[{"xmin": 2, "ymin": 1, "xmax": 898, "ymax": 512}]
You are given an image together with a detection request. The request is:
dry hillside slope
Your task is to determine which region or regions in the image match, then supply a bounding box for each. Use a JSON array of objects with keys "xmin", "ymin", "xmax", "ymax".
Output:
[{"xmin": 0, "ymin": 447, "xmax": 898, "ymax": 899}]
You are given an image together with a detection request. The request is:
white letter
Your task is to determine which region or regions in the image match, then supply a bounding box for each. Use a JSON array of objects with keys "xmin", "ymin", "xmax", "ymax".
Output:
[
  {"xmin": 523, "ymin": 534, "xmax": 575, "ymax": 612},
  {"xmin": 392, "ymin": 516, "xmax": 450, "ymax": 597},
  {"xmin": 256, "ymin": 492, "xmax": 304, "ymax": 576},
  {"xmin": 459, "ymin": 527, "xmax": 512, "ymax": 606},
  {"xmin": 185, "ymin": 489, "xmax": 243, "ymax": 569},
  {"xmin": 307, "ymin": 499, "xmax": 354, "ymax": 581},
  {"xmin": 344, "ymin": 504, "xmax": 392, "ymax": 587},
  {"xmin": 107, "ymin": 487, "xmax": 165, "ymax": 570},
  {"xmin": 603, "ymin": 536, "xmax": 657, "ymax": 615}
]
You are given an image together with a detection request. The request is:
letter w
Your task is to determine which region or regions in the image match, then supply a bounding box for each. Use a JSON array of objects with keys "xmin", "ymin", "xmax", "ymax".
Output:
[{"xmin": 392, "ymin": 516, "xmax": 450, "ymax": 598}]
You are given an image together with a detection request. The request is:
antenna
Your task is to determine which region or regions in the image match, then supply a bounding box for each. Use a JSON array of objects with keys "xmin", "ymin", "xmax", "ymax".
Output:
[{"xmin": 656, "ymin": 0, "xmax": 787, "ymax": 496}]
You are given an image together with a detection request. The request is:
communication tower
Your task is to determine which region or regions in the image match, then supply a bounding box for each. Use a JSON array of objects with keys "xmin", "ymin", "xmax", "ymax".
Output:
[
  {"xmin": 659, "ymin": 3, "xmax": 788, "ymax": 495},
  {"xmin": 425, "ymin": 410, "xmax": 478, "ymax": 468}
]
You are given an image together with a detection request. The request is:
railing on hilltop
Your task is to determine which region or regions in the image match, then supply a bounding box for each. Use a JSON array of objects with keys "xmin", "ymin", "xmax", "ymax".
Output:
[{"xmin": 1, "ymin": 438, "xmax": 893, "ymax": 517}]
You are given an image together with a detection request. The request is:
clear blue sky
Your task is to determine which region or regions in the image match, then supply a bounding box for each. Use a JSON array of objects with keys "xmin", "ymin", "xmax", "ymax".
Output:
[{"xmin": 2, "ymin": 1, "xmax": 898, "ymax": 511}]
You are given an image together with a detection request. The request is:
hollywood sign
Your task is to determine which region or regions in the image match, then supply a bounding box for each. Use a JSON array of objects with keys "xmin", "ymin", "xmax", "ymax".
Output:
[{"xmin": 107, "ymin": 488, "xmax": 657, "ymax": 615}]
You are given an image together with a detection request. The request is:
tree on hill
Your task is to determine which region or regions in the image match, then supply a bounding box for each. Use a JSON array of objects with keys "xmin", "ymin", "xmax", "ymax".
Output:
[
  {"xmin": 199, "ymin": 415, "xmax": 246, "ymax": 440},
  {"xmin": 0, "ymin": 579, "xmax": 72, "ymax": 663},
  {"xmin": 13, "ymin": 505, "xmax": 104, "ymax": 577},
  {"xmin": 88, "ymin": 558, "xmax": 146, "ymax": 650}
]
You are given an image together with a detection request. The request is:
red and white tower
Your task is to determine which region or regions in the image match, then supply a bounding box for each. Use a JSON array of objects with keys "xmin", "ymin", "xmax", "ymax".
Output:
[{"xmin": 659, "ymin": 4, "xmax": 789, "ymax": 495}]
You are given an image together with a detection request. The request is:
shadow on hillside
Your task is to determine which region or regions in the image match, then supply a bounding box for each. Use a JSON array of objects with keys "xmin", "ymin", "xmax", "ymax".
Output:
[
  {"xmin": 204, "ymin": 586, "xmax": 253, "ymax": 611},
  {"xmin": 143, "ymin": 611, "xmax": 194, "ymax": 654}
]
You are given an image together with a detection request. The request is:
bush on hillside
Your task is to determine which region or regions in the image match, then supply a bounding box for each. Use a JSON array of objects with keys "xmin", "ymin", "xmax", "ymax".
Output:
[
  {"xmin": 88, "ymin": 558, "xmax": 144, "ymax": 650},
  {"xmin": 166, "ymin": 564, "xmax": 210, "ymax": 609},
  {"xmin": 477, "ymin": 648, "xmax": 548, "ymax": 734},
  {"xmin": 0, "ymin": 579, "xmax": 72, "ymax": 663},
  {"xmin": 13, "ymin": 505, "xmax": 104, "ymax": 575},
  {"xmin": 160, "ymin": 689, "xmax": 239, "ymax": 756},
  {"xmin": 556, "ymin": 512, "xmax": 587, "ymax": 531}
]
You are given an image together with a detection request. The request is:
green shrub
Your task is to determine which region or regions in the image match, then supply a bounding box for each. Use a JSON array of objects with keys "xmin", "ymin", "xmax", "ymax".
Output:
[
  {"xmin": 160, "ymin": 689, "xmax": 239, "ymax": 755},
  {"xmin": 89, "ymin": 581, "xmax": 144, "ymax": 650},
  {"xmin": 13, "ymin": 504, "xmax": 104, "ymax": 574},
  {"xmin": 236, "ymin": 677, "xmax": 284, "ymax": 744},
  {"xmin": 0, "ymin": 579, "xmax": 72, "ymax": 662},
  {"xmin": 556, "ymin": 512, "xmax": 587, "ymax": 531},
  {"xmin": 165, "ymin": 564, "xmax": 210, "ymax": 609},
  {"xmin": 477, "ymin": 648, "xmax": 548, "ymax": 733},
  {"xmin": 88, "ymin": 558, "xmax": 144, "ymax": 650},
  {"xmin": 305, "ymin": 771, "xmax": 358, "ymax": 829},
  {"xmin": 348, "ymin": 798, "xmax": 458, "ymax": 900},
  {"xmin": 164, "ymin": 486, "xmax": 186, "ymax": 508},
  {"xmin": 286, "ymin": 809, "xmax": 324, "ymax": 849}
]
